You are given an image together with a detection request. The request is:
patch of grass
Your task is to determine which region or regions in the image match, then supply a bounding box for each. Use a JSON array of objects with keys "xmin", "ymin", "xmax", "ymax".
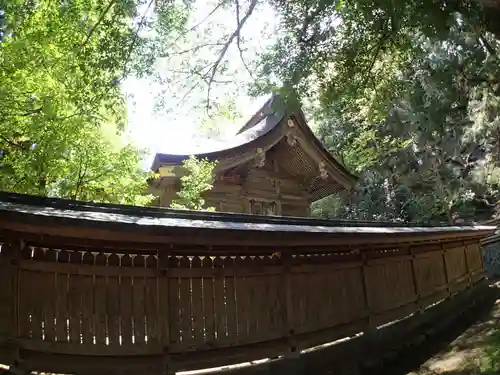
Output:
[{"xmin": 479, "ymin": 330, "xmax": 500, "ymax": 374}]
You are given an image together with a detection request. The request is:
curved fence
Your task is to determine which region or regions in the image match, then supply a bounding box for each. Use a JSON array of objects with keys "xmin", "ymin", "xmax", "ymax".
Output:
[{"xmin": 0, "ymin": 193, "xmax": 495, "ymax": 375}]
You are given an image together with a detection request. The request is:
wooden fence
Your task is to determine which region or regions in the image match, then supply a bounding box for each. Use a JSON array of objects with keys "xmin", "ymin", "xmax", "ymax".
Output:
[{"xmin": 0, "ymin": 193, "xmax": 495, "ymax": 375}]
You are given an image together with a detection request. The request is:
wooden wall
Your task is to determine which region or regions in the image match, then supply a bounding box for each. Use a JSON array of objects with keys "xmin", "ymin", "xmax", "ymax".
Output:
[
  {"xmin": 156, "ymin": 155, "xmax": 312, "ymax": 216},
  {"xmin": 0, "ymin": 232, "xmax": 486, "ymax": 375}
]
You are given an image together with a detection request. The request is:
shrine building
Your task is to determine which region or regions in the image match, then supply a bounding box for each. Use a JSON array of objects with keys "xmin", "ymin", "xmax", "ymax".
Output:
[{"xmin": 150, "ymin": 95, "xmax": 357, "ymax": 217}]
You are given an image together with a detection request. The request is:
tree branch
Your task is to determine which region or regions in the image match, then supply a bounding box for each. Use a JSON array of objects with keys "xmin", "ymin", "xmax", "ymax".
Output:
[
  {"xmin": 205, "ymin": 0, "xmax": 259, "ymax": 110},
  {"xmin": 81, "ymin": 0, "xmax": 116, "ymax": 47},
  {"xmin": 121, "ymin": 0, "xmax": 155, "ymax": 79},
  {"xmin": 174, "ymin": 0, "xmax": 227, "ymax": 43},
  {"xmin": 235, "ymin": 0, "xmax": 254, "ymax": 79}
]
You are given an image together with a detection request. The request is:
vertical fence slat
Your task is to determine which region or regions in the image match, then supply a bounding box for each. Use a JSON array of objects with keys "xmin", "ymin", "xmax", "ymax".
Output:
[
  {"xmin": 133, "ymin": 276, "xmax": 146, "ymax": 345},
  {"xmin": 18, "ymin": 270, "xmax": 32, "ymax": 339},
  {"xmin": 107, "ymin": 254, "xmax": 120, "ymax": 346},
  {"xmin": 120, "ymin": 275, "xmax": 133, "ymax": 346},
  {"xmin": 234, "ymin": 257, "xmax": 248, "ymax": 341},
  {"xmin": 80, "ymin": 251, "xmax": 94, "ymax": 347},
  {"xmin": 94, "ymin": 275, "xmax": 107, "ymax": 345},
  {"xmin": 120, "ymin": 254, "xmax": 133, "ymax": 346},
  {"xmin": 202, "ymin": 256, "xmax": 216, "ymax": 344},
  {"xmin": 54, "ymin": 271, "xmax": 69, "ymax": 342},
  {"xmin": 68, "ymin": 273, "xmax": 81, "ymax": 344},
  {"xmin": 167, "ymin": 256, "xmax": 179, "ymax": 346},
  {"xmin": 179, "ymin": 256, "xmax": 193, "ymax": 346},
  {"xmin": 223, "ymin": 257, "xmax": 237, "ymax": 342},
  {"xmin": 80, "ymin": 274, "xmax": 94, "ymax": 345},
  {"xmin": 213, "ymin": 257, "xmax": 226, "ymax": 342},
  {"xmin": 145, "ymin": 254, "xmax": 159, "ymax": 346},
  {"xmin": 191, "ymin": 257, "xmax": 205, "ymax": 343},
  {"xmin": 42, "ymin": 268, "xmax": 56, "ymax": 342}
]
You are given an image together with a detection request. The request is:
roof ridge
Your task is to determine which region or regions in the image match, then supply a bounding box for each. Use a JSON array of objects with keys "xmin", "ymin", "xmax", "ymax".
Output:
[{"xmin": 236, "ymin": 94, "xmax": 281, "ymax": 134}]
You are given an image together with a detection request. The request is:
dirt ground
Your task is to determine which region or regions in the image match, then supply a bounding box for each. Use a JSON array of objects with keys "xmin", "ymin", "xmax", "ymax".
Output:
[{"xmin": 406, "ymin": 282, "xmax": 500, "ymax": 375}]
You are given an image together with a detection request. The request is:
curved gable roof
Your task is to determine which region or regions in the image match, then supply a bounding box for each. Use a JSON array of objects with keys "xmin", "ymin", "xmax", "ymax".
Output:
[
  {"xmin": 151, "ymin": 95, "xmax": 358, "ymax": 193},
  {"xmin": 151, "ymin": 96, "xmax": 285, "ymax": 170}
]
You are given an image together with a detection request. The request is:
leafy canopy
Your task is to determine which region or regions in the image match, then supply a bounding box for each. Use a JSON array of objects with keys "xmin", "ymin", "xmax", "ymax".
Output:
[
  {"xmin": 312, "ymin": 21, "xmax": 500, "ymax": 223},
  {"xmin": 0, "ymin": 0, "xmax": 186, "ymax": 204}
]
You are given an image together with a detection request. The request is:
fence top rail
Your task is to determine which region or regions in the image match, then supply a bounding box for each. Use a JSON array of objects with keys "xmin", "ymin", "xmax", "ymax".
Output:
[
  {"xmin": 0, "ymin": 191, "xmax": 492, "ymax": 229},
  {"xmin": 0, "ymin": 193, "xmax": 495, "ymax": 250}
]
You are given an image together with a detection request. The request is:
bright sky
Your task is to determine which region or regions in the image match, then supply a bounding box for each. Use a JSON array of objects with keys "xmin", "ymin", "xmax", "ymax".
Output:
[{"xmin": 122, "ymin": 0, "xmax": 279, "ymax": 168}]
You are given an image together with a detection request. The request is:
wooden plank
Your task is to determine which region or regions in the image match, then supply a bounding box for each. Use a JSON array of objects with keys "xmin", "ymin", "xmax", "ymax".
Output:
[
  {"xmin": 234, "ymin": 257, "xmax": 248, "ymax": 341},
  {"xmin": 157, "ymin": 251, "xmax": 170, "ymax": 347},
  {"xmin": 213, "ymin": 256, "xmax": 226, "ymax": 342},
  {"xmin": 246, "ymin": 273, "xmax": 260, "ymax": 340},
  {"xmin": 168, "ymin": 256, "xmax": 180, "ymax": 345},
  {"xmin": 259, "ymin": 275, "xmax": 275, "ymax": 338},
  {"xmin": 178, "ymin": 256, "xmax": 193, "ymax": 346},
  {"xmin": 224, "ymin": 257, "xmax": 238, "ymax": 343},
  {"xmin": 41, "ymin": 250, "xmax": 57, "ymax": 342},
  {"xmin": 18, "ymin": 270, "xmax": 33, "ymax": 338},
  {"xmin": 106, "ymin": 254, "xmax": 120, "ymax": 346},
  {"xmin": 300, "ymin": 270, "xmax": 316, "ymax": 332},
  {"xmin": 314, "ymin": 270, "xmax": 329, "ymax": 330},
  {"xmin": 29, "ymin": 258, "xmax": 45, "ymax": 340},
  {"xmin": 145, "ymin": 275, "xmax": 159, "ymax": 345},
  {"xmin": 28, "ymin": 270, "xmax": 44, "ymax": 340},
  {"xmin": 255, "ymin": 271, "xmax": 270, "ymax": 336},
  {"xmin": 119, "ymin": 253, "xmax": 133, "ymax": 346},
  {"xmin": 143, "ymin": 254, "xmax": 158, "ymax": 347},
  {"xmin": 93, "ymin": 275, "xmax": 107, "ymax": 345},
  {"xmin": 190, "ymin": 256, "xmax": 205, "ymax": 343},
  {"xmin": 202, "ymin": 256, "xmax": 216, "ymax": 344},
  {"xmin": 80, "ymin": 273, "xmax": 94, "ymax": 345},
  {"xmin": 271, "ymin": 273, "xmax": 285, "ymax": 335},
  {"xmin": 120, "ymin": 275, "xmax": 134, "ymax": 346},
  {"xmin": 68, "ymin": 273, "xmax": 81, "ymax": 344},
  {"xmin": 54, "ymin": 271, "xmax": 69, "ymax": 342},
  {"xmin": 133, "ymin": 276, "xmax": 146, "ymax": 345}
]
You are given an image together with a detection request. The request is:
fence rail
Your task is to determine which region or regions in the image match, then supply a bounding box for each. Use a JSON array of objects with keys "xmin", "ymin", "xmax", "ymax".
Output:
[{"xmin": 0, "ymin": 192, "xmax": 495, "ymax": 375}]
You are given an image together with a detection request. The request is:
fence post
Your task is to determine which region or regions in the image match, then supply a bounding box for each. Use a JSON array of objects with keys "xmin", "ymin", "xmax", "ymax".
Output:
[{"xmin": 0, "ymin": 237, "xmax": 21, "ymax": 368}]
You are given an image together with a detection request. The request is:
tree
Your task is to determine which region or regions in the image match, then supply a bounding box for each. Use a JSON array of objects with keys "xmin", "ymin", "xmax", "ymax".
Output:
[
  {"xmin": 0, "ymin": 0, "xmax": 186, "ymax": 204},
  {"xmin": 312, "ymin": 23, "xmax": 500, "ymax": 223},
  {"xmin": 170, "ymin": 156, "xmax": 217, "ymax": 210}
]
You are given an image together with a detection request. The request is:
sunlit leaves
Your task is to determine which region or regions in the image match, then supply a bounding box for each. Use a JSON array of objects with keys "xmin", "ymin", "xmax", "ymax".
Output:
[
  {"xmin": 170, "ymin": 156, "xmax": 217, "ymax": 210},
  {"xmin": 0, "ymin": 0, "xmax": 187, "ymax": 204}
]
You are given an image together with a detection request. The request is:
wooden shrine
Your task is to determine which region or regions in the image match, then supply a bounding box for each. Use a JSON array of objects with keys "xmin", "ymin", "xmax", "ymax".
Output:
[{"xmin": 150, "ymin": 96, "xmax": 357, "ymax": 216}]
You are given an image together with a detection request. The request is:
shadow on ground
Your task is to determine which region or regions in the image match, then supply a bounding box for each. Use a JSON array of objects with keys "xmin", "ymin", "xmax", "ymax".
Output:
[{"xmin": 363, "ymin": 281, "xmax": 500, "ymax": 375}]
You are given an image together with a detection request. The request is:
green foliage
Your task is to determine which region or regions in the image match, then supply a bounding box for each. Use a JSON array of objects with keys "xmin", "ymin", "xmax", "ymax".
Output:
[
  {"xmin": 170, "ymin": 156, "xmax": 217, "ymax": 211},
  {"xmin": 480, "ymin": 330, "xmax": 500, "ymax": 373},
  {"xmin": 310, "ymin": 20, "xmax": 500, "ymax": 223},
  {"xmin": 0, "ymin": 0, "xmax": 187, "ymax": 204}
]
